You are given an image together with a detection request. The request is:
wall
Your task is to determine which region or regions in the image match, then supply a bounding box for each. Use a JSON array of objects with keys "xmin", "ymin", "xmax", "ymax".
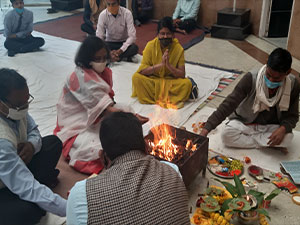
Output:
[
  {"xmin": 152, "ymin": 0, "xmax": 263, "ymax": 35},
  {"xmin": 287, "ymin": 0, "xmax": 300, "ymax": 60}
]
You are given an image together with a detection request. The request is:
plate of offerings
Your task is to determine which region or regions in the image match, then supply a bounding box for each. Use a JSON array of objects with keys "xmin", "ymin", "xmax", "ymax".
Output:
[{"xmin": 207, "ymin": 155, "xmax": 243, "ymax": 179}]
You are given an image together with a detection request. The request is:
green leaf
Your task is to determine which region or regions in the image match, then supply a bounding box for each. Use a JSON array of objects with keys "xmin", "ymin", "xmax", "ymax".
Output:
[
  {"xmin": 234, "ymin": 174, "xmax": 246, "ymax": 197},
  {"xmin": 248, "ymin": 189, "xmax": 265, "ymax": 207},
  {"xmin": 214, "ymin": 178, "xmax": 238, "ymax": 197},
  {"xmin": 228, "ymin": 198, "xmax": 251, "ymax": 211},
  {"xmin": 256, "ymin": 208, "xmax": 271, "ymax": 220},
  {"xmin": 265, "ymin": 188, "xmax": 281, "ymax": 201},
  {"xmin": 221, "ymin": 198, "xmax": 232, "ymax": 215},
  {"xmin": 200, "ymin": 196, "xmax": 221, "ymax": 212}
]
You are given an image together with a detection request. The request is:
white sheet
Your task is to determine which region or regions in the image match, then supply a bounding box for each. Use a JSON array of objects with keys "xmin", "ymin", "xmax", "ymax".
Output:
[
  {"xmin": 0, "ymin": 31, "xmax": 234, "ymax": 137},
  {"xmin": 184, "ymin": 106, "xmax": 300, "ymax": 173},
  {"xmin": 0, "ymin": 6, "xmax": 82, "ymax": 31}
]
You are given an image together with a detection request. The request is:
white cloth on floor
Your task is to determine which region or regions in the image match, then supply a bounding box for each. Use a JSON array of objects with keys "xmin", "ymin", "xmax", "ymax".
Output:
[{"xmin": 221, "ymin": 119, "xmax": 293, "ymax": 148}]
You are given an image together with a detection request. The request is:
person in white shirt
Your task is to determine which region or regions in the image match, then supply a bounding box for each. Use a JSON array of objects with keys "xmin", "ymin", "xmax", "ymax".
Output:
[
  {"xmin": 96, "ymin": 0, "xmax": 139, "ymax": 62},
  {"xmin": 0, "ymin": 68, "xmax": 66, "ymax": 225}
]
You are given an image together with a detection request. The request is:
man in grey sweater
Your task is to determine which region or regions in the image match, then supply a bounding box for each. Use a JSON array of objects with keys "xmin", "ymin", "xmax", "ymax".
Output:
[
  {"xmin": 201, "ymin": 48, "xmax": 300, "ymax": 153},
  {"xmin": 4, "ymin": 0, "xmax": 45, "ymax": 57}
]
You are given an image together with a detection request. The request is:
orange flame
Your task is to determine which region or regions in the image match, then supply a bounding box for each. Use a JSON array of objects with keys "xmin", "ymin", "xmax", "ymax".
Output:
[{"xmin": 147, "ymin": 102, "xmax": 197, "ymax": 162}]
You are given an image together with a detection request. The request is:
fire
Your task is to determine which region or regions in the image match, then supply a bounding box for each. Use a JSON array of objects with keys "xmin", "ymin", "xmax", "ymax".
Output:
[
  {"xmin": 147, "ymin": 124, "xmax": 198, "ymax": 162},
  {"xmin": 147, "ymin": 102, "xmax": 198, "ymax": 162}
]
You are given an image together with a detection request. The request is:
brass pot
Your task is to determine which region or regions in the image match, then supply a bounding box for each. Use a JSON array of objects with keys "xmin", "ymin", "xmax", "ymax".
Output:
[{"xmin": 238, "ymin": 211, "xmax": 259, "ymax": 225}]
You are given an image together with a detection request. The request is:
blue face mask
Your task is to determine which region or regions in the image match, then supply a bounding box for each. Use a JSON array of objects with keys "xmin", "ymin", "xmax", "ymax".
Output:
[
  {"xmin": 15, "ymin": 8, "xmax": 24, "ymax": 14},
  {"xmin": 264, "ymin": 75, "xmax": 283, "ymax": 89}
]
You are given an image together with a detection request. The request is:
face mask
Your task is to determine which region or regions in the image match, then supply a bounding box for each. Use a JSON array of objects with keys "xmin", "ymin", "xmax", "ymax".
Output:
[
  {"xmin": 107, "ymin": 5, "xmax": 119, "ymax": 15},
  {"xmin": 0, "ymin": 101, "xmax": 28, "ymax": 120},
  {"xmin": 264, "ymin": 75, "xmax": 283, "ymax": 89},
  {"xmin": 15, "ymin": 8, "xmax": 24, "ymax": 14},
  {"xmin": 159, "ymin": 38, "xmax": 172, "ymax": 47},
  {"xmin": 91, "ymin": 61, "xmax": 107, "ymax": 74}
]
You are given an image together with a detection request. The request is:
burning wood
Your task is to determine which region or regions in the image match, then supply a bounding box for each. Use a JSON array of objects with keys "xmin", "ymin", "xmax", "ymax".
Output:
[{"xmin": 146, "ymin": 124, "xmax": 198, "ymax": 163}]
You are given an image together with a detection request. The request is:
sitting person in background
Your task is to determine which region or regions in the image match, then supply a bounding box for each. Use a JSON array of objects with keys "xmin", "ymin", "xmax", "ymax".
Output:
[
  {"xmin": 4, "ymin": 0, "xmax": 45, "ymax": 57},
  {"xmin": 81, "ymin": 0, "xmax": 102, "ymax": 36},
  {"xmin": 132, "ymin": 16, "xmax": 193, "ymax": 109},
  {"xmin": 96, "ymin": 0, "xmax": 138, "ymax": 62},
  {"xmin": 67, "ymin": 112, "xmax": 190, "ymax": 225},
  {"xmin": 54, "ymin": 36, "xmax": 148, "ymax": 175},
  {"xmin": 172, "ymin": 0, "xmax": 200, "ymax": 34},
  {"xmin": 0, "ymin": 68, "xmax": 66, "ymax": 225},
  {"xmin": 131, "ymin": 0, "xmax": 153, "ymax": 26},
  {"xmin": 200, "ymin": 48, "xmax": 300, "ymax": 154}
]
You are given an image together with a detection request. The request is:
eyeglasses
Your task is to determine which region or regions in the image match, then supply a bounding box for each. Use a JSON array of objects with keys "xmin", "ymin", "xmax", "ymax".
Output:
[{"xmin": 3, "ymin": 94, "xmax": 35, "ymax": 111}]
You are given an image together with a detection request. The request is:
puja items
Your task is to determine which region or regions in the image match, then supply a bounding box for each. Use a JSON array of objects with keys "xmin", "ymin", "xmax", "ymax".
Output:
[
  {"xmin": 272, "ymin": 176, "xmax": 298, "ymax": 194},
  {"xmin": 292, "ymin": 194, "xmax": 300, "ymax": 206},
  {"xmin": 248, "ymin": 165, "xmax": 271, "ymax": 182},
  {"xmin": 145, "ymin": 124, "xmax": 208, "ymax": 186},
  {"xmin": 208, "ymin": 155, "xmax": 243, "ymax": 178},
  {"xmin": 191, "ymin": 175, "xmax": 281, "ymax": 225}
]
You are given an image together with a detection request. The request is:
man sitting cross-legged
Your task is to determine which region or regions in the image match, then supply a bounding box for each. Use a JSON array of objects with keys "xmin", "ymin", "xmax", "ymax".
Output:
[
  {"xmin": 172, "ymin": 0, "xmax": 200, "ymax": 34},
  {"xmin": 96, "ymin": 0, "xmax": 139, "ymax": 62},
  {"xmin": 67, "ymin": 112, "xmax": 190, "ymax": 225},
  {"xmin": 200, "ymin": 48, "xmax": 300, "ymax": 154},
  {"xmin": 3, "ymin": 0, "xmax": 45, "ymax": 57},
  {"xmin": 0, "ymin": 68, "xmax": 66, "ymax": 225}
]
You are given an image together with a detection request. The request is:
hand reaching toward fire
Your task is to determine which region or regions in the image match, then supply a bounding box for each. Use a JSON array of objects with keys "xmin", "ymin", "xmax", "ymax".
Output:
[
  {"xmin": 135, "ymin": 113, "xmax": 149, "ymax": 124},
  {"xmin": 200, "ymin": 128, "xmax": 209, "ymax": 137}
]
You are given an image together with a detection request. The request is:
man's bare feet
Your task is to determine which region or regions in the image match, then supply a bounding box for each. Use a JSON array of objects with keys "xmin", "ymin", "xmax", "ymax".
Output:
[{"xmin": 175, "ymin": 28, "xmax": 187, "ymax": 35}]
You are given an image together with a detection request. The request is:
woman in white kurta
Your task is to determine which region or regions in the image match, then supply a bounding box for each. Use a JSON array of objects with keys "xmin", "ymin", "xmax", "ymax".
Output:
[{"xmin": 54, "ymin": 36, "xmax": 134, "ymax": 174}]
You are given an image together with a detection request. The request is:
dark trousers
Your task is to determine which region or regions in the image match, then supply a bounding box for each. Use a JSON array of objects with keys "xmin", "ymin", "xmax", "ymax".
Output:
[
  {"xmin": 131, "ymin": 0, "xmax": 152, "ymax": 23},
  {"xmin": 4, "ymin": 35, "xmax": 45, "ymax": 53},
  {"xmin": 81, "ymin": 22, "xmax": 96, "ymax": 35},
  {"xmin": 106, "ymin": 41, "xmax": 139, "ymax": 60},
  {"xmin": 120, "ymin": 0, "xmax": 126, "ymax": 7},
  {"xmin": 177, "ymin": 19, "xmax": 197, "ymax": 33},
  {"xmin": 0, "ymin": 135, "xmax": 62, "ymax": 225}
]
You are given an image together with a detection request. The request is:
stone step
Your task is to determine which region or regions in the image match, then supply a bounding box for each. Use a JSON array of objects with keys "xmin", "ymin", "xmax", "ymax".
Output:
[
  {"xmin": 211, "ymin": 23, "xmax": 251, "ymax": 41},
  {"xmin": 217, "ymin": 8, "xmax": 251, "ymax": 27}
]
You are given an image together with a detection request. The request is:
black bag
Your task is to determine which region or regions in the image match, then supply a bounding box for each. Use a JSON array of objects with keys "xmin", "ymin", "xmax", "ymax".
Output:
[{"xmin": 188, "ymin": 77, "xmax": 199, "ymax": 100}]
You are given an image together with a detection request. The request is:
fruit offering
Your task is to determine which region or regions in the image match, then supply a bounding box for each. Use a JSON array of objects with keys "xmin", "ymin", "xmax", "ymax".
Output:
[{"xmin": 208, "ymin": 155, "xmax": 244, "ymax": 178}]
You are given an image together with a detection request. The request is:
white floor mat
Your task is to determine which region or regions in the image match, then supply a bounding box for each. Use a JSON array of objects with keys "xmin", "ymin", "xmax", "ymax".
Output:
[
  {"xmin": 184, "ymin": 106, "xmax": 300, "ymax": 173},
  {"xmin": 0, "ymin": 31, "xmax": 234, "ymax": 137},
  {"xmin": 0, "ymin": 6, "xmax": 83, "ymax": 31}
]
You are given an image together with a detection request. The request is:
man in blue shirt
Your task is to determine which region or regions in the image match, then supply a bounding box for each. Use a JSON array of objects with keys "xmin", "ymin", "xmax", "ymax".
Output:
[
  {"xmin": 3, "ymin": 0, "xmax": 45, "ymax": 57},
  {"xmin": 67, "ymin": 112, "xmax": 189, "ymax": 225},
  {"xmin": 172, "ymin": 0, "xmax": 201, "ymax": 34},
  {"xmin": 0, "ymin": 68, "xmax": 66, "ymax": 225}
]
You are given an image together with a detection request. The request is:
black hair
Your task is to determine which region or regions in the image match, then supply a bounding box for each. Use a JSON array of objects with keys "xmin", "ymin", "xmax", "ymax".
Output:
[
  {"xmin": 0, "ymin": 68, "xmax": 27, "ymax": 102},
  {"xmin": 75, "ymin": 36, "xmax": 111, "ymax": 69},
  {"xmin": 100, "ymin": 112, "xmax": 145, "ymax": 161},
  {"xmin": 106, "ymin": 0, "xmax": 120, "ymax": 4},
  {"xmin": 10, "ymin": 0, "xmax": 23, "ymax": 4},
  {"xmin": 267, "ymin": 48, "xmax": 292, "ymax": 73},
  {"xmin": 157, "ymin": 16, "xmax": 175, "ymax": 34}
]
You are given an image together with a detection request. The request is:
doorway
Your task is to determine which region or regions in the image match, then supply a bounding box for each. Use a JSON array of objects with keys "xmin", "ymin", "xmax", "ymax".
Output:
[{"xmin": 259, "ymin": 0, "xmax": 294, "ymax": 49}]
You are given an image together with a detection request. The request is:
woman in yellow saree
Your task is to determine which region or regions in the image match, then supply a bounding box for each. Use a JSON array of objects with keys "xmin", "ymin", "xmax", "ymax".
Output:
[{"xmin": 132, "ymin": 16, "xmax": 192, "ymax": 109}]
